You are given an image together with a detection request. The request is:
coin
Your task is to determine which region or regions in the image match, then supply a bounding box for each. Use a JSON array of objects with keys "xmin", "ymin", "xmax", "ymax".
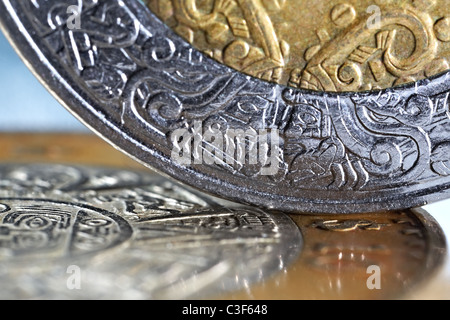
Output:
[
  {"xmin": 0, "ymin": 163, "xmax": 302, "ymax": 299},
  {"xmin": 0, "ymin": 163, "xmax": 444, "ymax": 299},
  {"xmin": 0, "ymin": 134, "xmax": 447, "ymax": 299},
  {"xmin": 146, "ymin": 0, "xmax": 450, "ymax": 91},
  {"xmin": 1, "ymin": 0, "xmax": 450, "ymax": 213},
  {"xmin": 225, "ymin": 208, "xmax": 446, "ymax": 299}
]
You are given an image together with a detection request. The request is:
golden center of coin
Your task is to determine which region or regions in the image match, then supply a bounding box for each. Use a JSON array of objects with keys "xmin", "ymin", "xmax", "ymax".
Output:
[{"xmin": 145, "ymin": 0, "xmax": 450, "ymax": 92}]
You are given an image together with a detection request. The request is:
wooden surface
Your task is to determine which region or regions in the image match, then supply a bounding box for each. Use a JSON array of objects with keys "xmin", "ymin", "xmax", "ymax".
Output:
[{"xmin": 0, "ymin": 133, "xmax": 146, "ymax": 169}]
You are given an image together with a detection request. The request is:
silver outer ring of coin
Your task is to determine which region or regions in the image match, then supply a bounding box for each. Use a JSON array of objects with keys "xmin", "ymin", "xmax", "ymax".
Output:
[{"xmin": 1, "ymin": 0, "xmax": 450, "ymax": 214}]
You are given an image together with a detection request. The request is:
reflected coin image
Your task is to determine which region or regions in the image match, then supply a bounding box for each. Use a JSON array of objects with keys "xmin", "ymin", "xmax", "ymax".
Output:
[
  {"xmin": 0, "ymin": 164, "xmax": 445, "ymax": 299},
  {"xmin": 226, "ymin": 209, "xmax": 446, "ymax": 299},
  {"xmin": 0, "ymin": 164, "xmax": 302, "ymax": 299}
]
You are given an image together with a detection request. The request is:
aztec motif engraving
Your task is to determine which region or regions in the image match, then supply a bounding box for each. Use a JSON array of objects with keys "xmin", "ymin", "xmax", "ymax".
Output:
[
  {"xmin": 147, "ymin": 0, "xmax": 289, "ymax": 83},
  {"xmin": 0, "ymin": 199, "xmax": 131, "ymax": 258},
  {"xmin": 146, "ymin": 0, "xmax": 450, "ymax": 92},
  {"xmin": 295, "ymin": 1, "xmax": 450, "ymax": 92},
  {"xmin": 0, "ymin": 164, "xmax": 301, "ymax": 299},
  {"xmin": 6, "ymin": 0, "xmax": 450, "ymax": 212}
]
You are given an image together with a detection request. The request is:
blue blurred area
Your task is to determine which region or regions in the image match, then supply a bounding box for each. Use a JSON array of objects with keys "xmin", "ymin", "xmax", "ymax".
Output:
[{"xmin": 0, "ymin": 31, "xmax": 87, "ymax": 132}]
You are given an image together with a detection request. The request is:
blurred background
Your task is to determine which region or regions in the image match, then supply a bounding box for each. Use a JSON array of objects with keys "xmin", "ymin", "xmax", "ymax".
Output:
[{"xmin": 0, "ymin": 31, "xmax": 87, "ymax": 132}]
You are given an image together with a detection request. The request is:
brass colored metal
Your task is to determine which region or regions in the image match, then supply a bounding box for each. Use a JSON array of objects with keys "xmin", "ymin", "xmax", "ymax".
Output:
[
  {"xmin": 146, "ymin": 0, "xmax": 450, "ymax": 91},
  {"xmin": 225, "ymin": 210, "xmax": 446, "ymax": 299}
]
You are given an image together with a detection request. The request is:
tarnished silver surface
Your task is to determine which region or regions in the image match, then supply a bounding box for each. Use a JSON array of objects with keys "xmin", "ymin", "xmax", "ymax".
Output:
[
  {"xmin": 0, "ymin": 163, "xmax": 302, "ymax": 299},
  {"xmin": 1, "ymin": 0, "xmax": 450, "ymax": 213}
]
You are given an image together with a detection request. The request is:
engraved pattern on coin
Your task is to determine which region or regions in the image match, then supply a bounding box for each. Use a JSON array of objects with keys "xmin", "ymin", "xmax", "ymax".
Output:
[
  {"xmin": 1, "ymin": 0, "xmax": 450, "ymax": 213},
  {"xmin": 146, "ymin": 0, "xmax": 450, "ymax": 91},
  {"xmin": 0, "ymin": 164, "xmax": 302, "ymax": 299},
  {"xmin": 0, "ymin": 199, "xmax": 132, "ymax": 258}
]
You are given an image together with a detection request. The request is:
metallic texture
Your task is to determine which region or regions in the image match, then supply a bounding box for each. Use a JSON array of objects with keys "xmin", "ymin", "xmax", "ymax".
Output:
[
  {"xmin": 226, "ymin": 208, "xmax": 446, "ymax": 299},
  {"xmin": 0, "ymin": 162, "xmax": 444, "ymax": 299},
  {"xmin": 146, "ymin": 0, "xmax": 450, "ymax": 91},
  {"xmin": 1, "ymin": 0, "xmax": 450, "ymax": 213},
  {"xmin": 0, "ymin": 164, "xmax": 302, "ymax": 299},
  {"xmin": 0, "ymin": 136, "xmax": 446, "ymax": 299}
]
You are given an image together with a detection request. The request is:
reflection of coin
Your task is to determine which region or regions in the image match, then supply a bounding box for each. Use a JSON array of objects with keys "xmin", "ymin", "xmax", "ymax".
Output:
[
  {"xmin": 225, "ymin": 209, "xmax": 446, "ymax": 299},
  {"xmin": 0, "ymin": 199, "xmax": 132, "ymax": 258},
  {"xmin": 0, "ymin": 164, "xmax": 302, "ymax": 299},
  {"xmin": 146, "ymin": 0, "xmax": 450, "ymax": 91},
  {"xmin": 0, "ymin": 134, "xmax": 448, "ymax": 299}
]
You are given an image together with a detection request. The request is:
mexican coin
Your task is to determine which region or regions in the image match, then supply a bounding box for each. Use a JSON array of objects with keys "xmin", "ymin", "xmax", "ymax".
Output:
[
  {"xmin": 1, "ymin": 0, "xmax": 450, "ymax": 213},
  {"xmin": 0, "ymin": 163, "xmax": 302, "ymax": 299}
]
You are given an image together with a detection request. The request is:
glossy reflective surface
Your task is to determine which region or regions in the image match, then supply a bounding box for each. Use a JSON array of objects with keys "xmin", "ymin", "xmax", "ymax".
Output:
[
  {"xmin": 0, "ymin": 162, "xmax": 302, "ymax": 299},
  {"xmin": 226, "ymin": 209, "xmax": 446, "ymax": 299},
  {"xmin": 0, "ymin": 133, "xmax": 448, "ymax": 299}
]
